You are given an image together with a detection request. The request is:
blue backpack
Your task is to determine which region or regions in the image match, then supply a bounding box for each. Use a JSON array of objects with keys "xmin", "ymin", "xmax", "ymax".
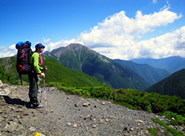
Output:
[{"xmin": 16, "ymin": 41, "xmax": 33, "ymax": 84}]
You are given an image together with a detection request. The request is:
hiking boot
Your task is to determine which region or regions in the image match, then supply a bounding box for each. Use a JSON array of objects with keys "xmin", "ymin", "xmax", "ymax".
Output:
[
  {"xmin": 26, "ymin": 102, "xmax": 32, "ymax": 108},
  {"xmin": 33, "ymin": 104, "xmax": 43, "ymax": 108}
]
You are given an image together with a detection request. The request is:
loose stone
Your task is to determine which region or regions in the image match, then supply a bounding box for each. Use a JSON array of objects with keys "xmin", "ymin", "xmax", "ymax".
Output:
[
  {"xmin": 74, "ymin": 104, "xmax": 78, "ymax": 107},
  {"xmin": 73, "ymin": 124, "xmax": 77, "ymax": 127},
  {"xmin": 83, "ymin": 102, "xmax": 90, "ymax": 107},
  {"xmin": 67, "ymin": 123, "xmax": 71, "ymax": 126},
  {"xmin": 102, "ymin": 102, "xmax": 106, "ymax": 105},
  {"xmin": 93, "ymin": 125, "xmax": 96, "ymax": 128}
]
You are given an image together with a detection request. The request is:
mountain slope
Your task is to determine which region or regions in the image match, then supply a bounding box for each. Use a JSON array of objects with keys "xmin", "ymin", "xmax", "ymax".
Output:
[
  {"xmin": 50, "ymin": 43, "xmax": 100, "ymax": 72},
  {"xmin": 132, "ymin": 56, "xmax": 185, "ymax": 73},
  {"xmin": 144, "ymin": 69, "xmax": 185, "ymax": 99},
  {"xmin": 114, "ymin": 59, "xmax": 171, "ymax": 85},
  {"xmin": 44, "ymin": 43, "xmax": 151, "ymax": 90},
  {"xmin": 0, "ymin": 57, "xmax": 107, "ymax": 87}
]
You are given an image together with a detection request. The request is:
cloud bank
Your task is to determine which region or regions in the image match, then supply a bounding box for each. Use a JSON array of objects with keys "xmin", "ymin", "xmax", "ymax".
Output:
[
  {"xmin": 1, "ymin": 3, "xmax": 185, "ymax": 60},
  {"xmin": 77, "ymin": 4, "xmax": 183, "ymax": 60}
]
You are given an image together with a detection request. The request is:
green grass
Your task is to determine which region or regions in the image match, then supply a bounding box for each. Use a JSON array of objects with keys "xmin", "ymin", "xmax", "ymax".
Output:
[
  {"xmin": 148, "ymin": 128, "xmax": 158, "ymax": 136},
  {"xmin": 113, "ymin": 88, "xmax": 185, "ymax": 117},
  {"xmin": 46, "ymin": 82, "xmax": 113, "ymax": 100},
  {"xmin": 164, "ymin": 111, "xmax": 185, "ymax": 125},
  {"xmin": 151, "ymin": 118, "xmax": 184, "ymax": 136},
  {"xmin": 0, "ymin": 56, "xmax": 108, "ymax": 87}
]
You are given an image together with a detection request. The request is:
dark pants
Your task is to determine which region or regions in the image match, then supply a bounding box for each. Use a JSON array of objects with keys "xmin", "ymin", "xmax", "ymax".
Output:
[{"xmin": 28, "ymin": 71, "xmax": 39, "ymax": 106}]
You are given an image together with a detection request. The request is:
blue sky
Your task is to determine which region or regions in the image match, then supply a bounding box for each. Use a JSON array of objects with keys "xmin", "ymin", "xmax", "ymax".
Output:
[{"xmin": 0, "ymin": 0, "xmax": 185, "ymax": 60}]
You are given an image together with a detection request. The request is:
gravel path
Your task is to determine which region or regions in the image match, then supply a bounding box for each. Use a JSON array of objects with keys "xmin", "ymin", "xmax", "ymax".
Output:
[{"xmin": 0, "ymin": 83, "xmax": 184, "ymax": 136}]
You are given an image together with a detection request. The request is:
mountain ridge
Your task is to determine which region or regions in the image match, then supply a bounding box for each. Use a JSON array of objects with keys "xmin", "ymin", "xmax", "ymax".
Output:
[
  {"xmin": 114, "ymin": 59, "xmax": 171, "ymax": 85},
  {"xmin": 44, "ymin": 43, "xmax": 151, "ymax": 90},
  {"xmin": 44, "ymin": 43, "xmax": 173, "ymax": 90},
  {"xmin": 132, "ymin": 56, "xmax": 185, "ymax": 73},
  {"xmin": 144, "ymin": 68, "xmax": 185, "ymax": 99}
]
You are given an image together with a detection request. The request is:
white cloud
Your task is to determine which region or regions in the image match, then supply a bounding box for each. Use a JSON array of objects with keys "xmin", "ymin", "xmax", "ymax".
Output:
[
  {"xmin": 77, "ymin": 4, "xmax": 183, "ymax": 60},
  {"xmin": 42, "ymin": 37, "xmax": 50, "ymax": 43},
  {"xmin": 79, "ymin": 5, "xmax": 182, "ymax": 48},
  {"xmin": 0, "ymin": 51, "xmax": 16, "ymax": 58},
  {"xmin": 8, "ymin": 44, "xmax": 16, "ymax": 50},
  {"xmin": 91, "ymin": 26, "xmax": 185, "ymax": 60},
  {"xmin": 0, "ymin": 44, "xmax": 17, "ymax": 58},
  {"xmin": 160, "ymin": 1, "xmax": 170, "ymax": 11},
  {"xmin": 0, "ymin": 46, "xmax": 7, "ymax": 52},
  {"xmin": 152, "ymin": 0, "xmax": 157, "ymax": 4},
  {"xmin": 127, "ymin": 26, "xmax": 185, "ymax": 59},
  {"xmin": 45, "ymin": 4, "xmax": 183, "ymax": 60}
]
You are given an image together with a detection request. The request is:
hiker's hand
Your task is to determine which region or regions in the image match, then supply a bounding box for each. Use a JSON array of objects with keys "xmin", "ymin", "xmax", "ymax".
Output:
[
  {"xmin": 43, "ymin": 67, "xmax": 47, "ymax": 71},
  {"xmin": 40, "ymin": 73, "xmax": 45, "ymax": 78}
]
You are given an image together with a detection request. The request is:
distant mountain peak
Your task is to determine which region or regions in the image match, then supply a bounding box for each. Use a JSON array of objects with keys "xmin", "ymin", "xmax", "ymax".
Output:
[
  {"xmin": 67, "ymin": 43, "xmax": 85, "ymax": 48},
  {"xmin": 65, "ymin": 43, "xmax": 110, "ymax": 63},
  {"xmin": 67, "ymin": 43, "xmax": 94, "ymax": 52},
  {"xmin": 51, "ymin": 43, "xmax": 106, "ymax": 60},
  {"xmin": 44, "ymin": 43, "xmax": 154, "ymax": 90}
]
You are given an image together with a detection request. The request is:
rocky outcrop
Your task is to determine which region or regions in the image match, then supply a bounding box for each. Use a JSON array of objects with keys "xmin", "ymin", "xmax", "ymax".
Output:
[{"xmin": 0, "ymin": 80, "xmax": 184, "ymax": 136}]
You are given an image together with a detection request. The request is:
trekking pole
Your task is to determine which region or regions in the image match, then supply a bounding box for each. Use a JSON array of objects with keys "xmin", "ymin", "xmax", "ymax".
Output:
[
  {"xmin": 40, "ymin": 78, "xmax": 43, "ymax": 104},
  {"xmin": 43, "ymin": 66, "xmax": 47, "ymax": 115},
  {"xmin": 40, "ymin": 67, "xmax": 46, "ymax": 103}
]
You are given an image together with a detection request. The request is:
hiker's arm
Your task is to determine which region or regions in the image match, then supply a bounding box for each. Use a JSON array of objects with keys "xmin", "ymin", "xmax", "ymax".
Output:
[{"xmin": 32, "ymin": 53, "xmax": 43, "ymax": 74}]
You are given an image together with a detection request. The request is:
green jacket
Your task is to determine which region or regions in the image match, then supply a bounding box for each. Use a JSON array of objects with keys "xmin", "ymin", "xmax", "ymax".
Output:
[{"xmin": 30, "ymin": 52, "xmax": 43, "ymax": 74}]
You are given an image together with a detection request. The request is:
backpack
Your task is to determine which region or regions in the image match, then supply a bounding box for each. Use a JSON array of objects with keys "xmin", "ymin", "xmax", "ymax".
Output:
[{"xmin": 16, "ymin": 41, "xmax": 33, "ymax": 85}]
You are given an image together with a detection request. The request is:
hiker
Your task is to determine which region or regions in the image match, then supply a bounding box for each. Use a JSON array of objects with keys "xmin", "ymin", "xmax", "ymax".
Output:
[{"xmin": 28, "ymin": 43, "xmax": 47, "ymax": 108}]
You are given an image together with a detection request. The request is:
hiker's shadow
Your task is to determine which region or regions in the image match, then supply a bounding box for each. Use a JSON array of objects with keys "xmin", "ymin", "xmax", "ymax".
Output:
[{"xmin": 3, "ymin": 96, "xmax": 29, "ymax": 107}]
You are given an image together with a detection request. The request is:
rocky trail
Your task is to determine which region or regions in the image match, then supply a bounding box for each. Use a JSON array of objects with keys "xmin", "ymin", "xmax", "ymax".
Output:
[{"xmin": 0, "ymin": 80, "xmax": 184, "ymax": 136}]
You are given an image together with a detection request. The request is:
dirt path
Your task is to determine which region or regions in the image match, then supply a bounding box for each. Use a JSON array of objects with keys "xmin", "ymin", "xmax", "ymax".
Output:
[{"xmin": 0, "ymin": 82, "xmax": 183, "ymax": 136}]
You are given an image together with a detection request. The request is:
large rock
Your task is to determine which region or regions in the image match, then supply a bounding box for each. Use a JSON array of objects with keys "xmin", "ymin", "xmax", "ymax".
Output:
[
  {"xmin": 0, "ymin": 80, "xmax": 11, "ymax": 96},
  {"xmin": 0, "ymin": 87, "xmax": 10, "ymax": 96}
]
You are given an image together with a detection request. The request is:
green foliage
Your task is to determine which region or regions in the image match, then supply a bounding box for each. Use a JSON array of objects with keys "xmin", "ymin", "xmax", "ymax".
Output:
[
  {"xmin": 78, "ymin": 86, "xmax": 113, "ymax": 99},
  {"xmin": 113, "ymin": 101, "xmax": 136, "ymax": 110},
  {"xmin": 53, "ymin": 84, "xmax": 113, "ymax": 99},
  {"xmin": 59, "ymin": 86, "xmax": 91, "ymax": 97},
  {"xmin": 0, "ymin": 57, "xmax": 28, "ymax": 85},
  {"xmin": 164, "ymin": 111, "xmax": 185, "ymax": 125},
  {"xmin": 114, "ymin": 89, "xmax": 151, "ymax": 111},
  {"xmin": 148, "ymin": 128, "xmax": 158, "ymax": 136},
  {"xmin": 0, "ymin": 66, "xmax": 19, "ymax": 85},
  {"xmin": 114, "ymin": 89, "xmax": 185, "ymax": 116},
  {"xmin": 151, "ymin": 118, "xmax": 184, "ymax": 136}
]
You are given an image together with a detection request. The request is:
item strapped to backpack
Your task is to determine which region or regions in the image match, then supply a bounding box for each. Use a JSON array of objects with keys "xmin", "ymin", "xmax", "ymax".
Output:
[{"xmin": 16, "ymin": 41, "xmax": 33, "ymax": 85}]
